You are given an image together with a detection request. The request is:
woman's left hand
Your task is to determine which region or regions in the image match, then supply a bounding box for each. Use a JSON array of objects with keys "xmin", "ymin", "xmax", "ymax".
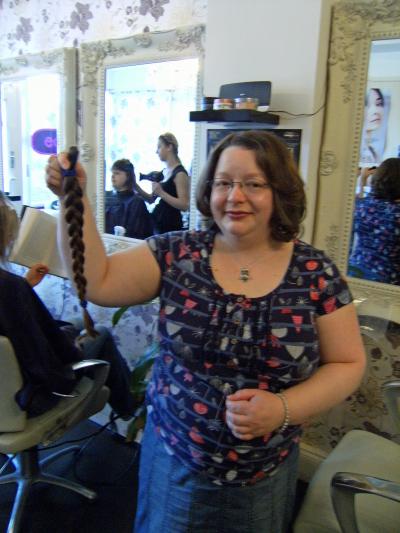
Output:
[
  {"xmin": 225, "ymin": 389, "xmax": 285, "ymax": 440},
  {"xmin": 151, "ymin": 182, "xmax": 163, "ymax": 197},
  {"xmin": 25, "ymin": 263, "xmax": 49, "ymax": 287}
]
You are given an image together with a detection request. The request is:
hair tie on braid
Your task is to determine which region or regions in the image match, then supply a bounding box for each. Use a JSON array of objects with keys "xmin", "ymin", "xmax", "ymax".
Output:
[
  {"xmin": 62, "ymin": 169, "xmax": 78, "ymax": 178},
  {"xmin": 62, "ymin": 146, "xmax": 98, "ymax": 338}
]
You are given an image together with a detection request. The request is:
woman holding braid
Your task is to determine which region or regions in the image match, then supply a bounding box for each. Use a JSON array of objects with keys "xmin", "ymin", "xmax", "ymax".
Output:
[{"xmin": 46, "ymin": 131, "xmax": 366, "ymax": 533}]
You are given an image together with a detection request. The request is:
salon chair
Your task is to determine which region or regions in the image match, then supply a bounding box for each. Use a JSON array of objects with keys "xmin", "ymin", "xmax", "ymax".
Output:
[
  {"xmin": 0, "ymin": 335, "xmax": 110, "ymax": 533},
  {"xmin": 294, "ymin": 380, "xmax": 400, "ymax": 532}
]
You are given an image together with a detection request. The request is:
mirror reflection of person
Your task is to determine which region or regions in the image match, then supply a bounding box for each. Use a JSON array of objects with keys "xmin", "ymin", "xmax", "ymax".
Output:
[
  {"xmin": 135, "ymin": 133, "xmax": 190, "ymax": 234},
  {"xmin": 349, "ymin": 157, "xmax": 400, "ymax": 285},
  {"xmin": 359, "ymin": 88, "xmax": 388, "ymax": 166},
  {"xmin": 355, "ymin": 166, "xmax": 376, "ymax": 199},
  {"xmin": 105, "ymin": 159, "xmax": 153, "ymax": 239},
  {"xmin": 46, "ymin": 131, "xmax": 365, "ymax": 532}
]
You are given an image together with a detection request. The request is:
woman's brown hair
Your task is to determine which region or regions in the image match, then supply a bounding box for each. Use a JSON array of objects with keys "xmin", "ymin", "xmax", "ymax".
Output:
[
  {"xmin": 62, "ymin": 147, "xmax": 98, "ymax": 337},
  {"xmin": 112, "ymin": 159, "xmax": 136, "ymax": 190},
  {"xmin": 196, "ymin": 130, "xmax": 306, "ymax": 241},
  {"xmin": 371, "ymin": 157, "xmax": 400, "ymax": 201}
]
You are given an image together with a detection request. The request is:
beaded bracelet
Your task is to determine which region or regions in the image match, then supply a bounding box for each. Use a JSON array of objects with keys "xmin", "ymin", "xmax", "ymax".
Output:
[{"xmin": 276, "ymin": 392, "xmax": 290, "ymax": 433}]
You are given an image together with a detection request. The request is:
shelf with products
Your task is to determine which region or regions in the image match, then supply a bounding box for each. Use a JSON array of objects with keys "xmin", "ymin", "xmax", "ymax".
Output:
[{"xmin": 189, "ymin": 109, "xmax": 280, "ymax": 124}]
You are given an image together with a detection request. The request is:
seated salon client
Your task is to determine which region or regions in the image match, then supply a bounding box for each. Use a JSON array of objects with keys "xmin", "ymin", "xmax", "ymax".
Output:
[
  {"xmin": 0, "ymin": 192, "xmax": 135, "ymax": 418},
  {"xmin": 349, "ymin": 157, "xmax": 400, "ymax": 285},
  {"xmin": 105, "ymin": 158, "xmax": 153, "ymax": 239},
  {"xmin": 135, "ymin": 132, "xmax": 190, "ymax": 234},
  {"xmin": 46, "ymin": 131, "xmax": 366, "ymax": 533}
]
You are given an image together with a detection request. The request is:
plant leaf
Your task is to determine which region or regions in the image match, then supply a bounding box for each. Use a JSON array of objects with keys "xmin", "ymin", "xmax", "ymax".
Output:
[
  {"xmin": 112, "ymin": 305, "xmax": 131, "ymax": 326},
  {"xmin": 126, "ymin": 409, "xmax": 147, "ymax": 442}
]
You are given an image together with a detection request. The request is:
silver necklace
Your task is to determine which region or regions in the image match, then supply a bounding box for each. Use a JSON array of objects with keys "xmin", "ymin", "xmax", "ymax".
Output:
[
  {"xmin": 230, "ymin": 251, "xmax": 269, "ymax": 282},
  {"xmin": 214, "ymin": 237, "xmax": 270, "ymax": 282},
  {"xmin": 239, "ymin": 267, "xmax": 251, "ymax": 282}
]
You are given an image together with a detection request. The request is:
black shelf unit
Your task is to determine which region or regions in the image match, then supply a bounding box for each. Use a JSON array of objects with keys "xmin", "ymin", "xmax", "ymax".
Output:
[
  {"xmin": 206, "ymin": 129, "xmax": 302, "ymax": 166},
  {"xmin": 189, "ymin": 109, "xmax": 279, "ymax": 125}
]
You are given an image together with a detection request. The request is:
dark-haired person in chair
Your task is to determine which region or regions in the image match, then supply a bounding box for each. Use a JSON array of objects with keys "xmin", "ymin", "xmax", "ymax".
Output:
[
  {"xmin": 105, "ymin": 159, "xmax": 153, "ymax": 239},
  {"xmin": 0, "ymin": 191, "xmax": 135, "ymax": 418}
]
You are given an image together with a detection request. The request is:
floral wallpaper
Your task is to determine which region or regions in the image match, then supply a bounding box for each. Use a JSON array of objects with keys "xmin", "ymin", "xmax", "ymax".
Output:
[
  {"xmin": 303, "ymin": 315, "xmax": 400, "ymax": 453},
  {"xmin": 0, "ymin": 0, "xmax": 207, "ymax": 57}
]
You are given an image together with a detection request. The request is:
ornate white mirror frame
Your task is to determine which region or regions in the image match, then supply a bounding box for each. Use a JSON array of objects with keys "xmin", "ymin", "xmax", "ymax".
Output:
[
  {"xmin": 0, "ymin": 48, "xmax": 76, "ymax": 197},
  {"xmin": 314, "ymin": 0, "xmax": 400, "ymax": 320},
  {"xmin": 79, "ymin": 25, "xmax": 205, "ymax": 234}
]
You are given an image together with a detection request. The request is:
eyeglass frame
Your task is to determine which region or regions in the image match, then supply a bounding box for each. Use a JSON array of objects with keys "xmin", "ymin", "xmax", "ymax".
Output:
[{"xmin": 209, "ymin": 178, "xmax": 271, "ymax": 195}]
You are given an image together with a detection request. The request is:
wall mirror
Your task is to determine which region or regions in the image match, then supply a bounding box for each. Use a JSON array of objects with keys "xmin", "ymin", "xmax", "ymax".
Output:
[
  {"xmin": 314, "ymin": 0, "xmax": 400, "ymax": 320},
  {"xmin": 347, "ymin": 38, "xmax": 400, "ymax": 286},
  {"xmin": 79, "ymin": 25, "xmax": 205, "ymax": 236},
  {"xmin": 0, "ymin": 48, "xmax": 76, "ymax": 211}
]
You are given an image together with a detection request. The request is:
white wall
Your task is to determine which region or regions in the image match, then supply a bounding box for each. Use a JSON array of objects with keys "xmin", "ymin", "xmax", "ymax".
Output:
[{"xmin": 203, "ymin": 0, "xmax": 333, "ymax": 241}]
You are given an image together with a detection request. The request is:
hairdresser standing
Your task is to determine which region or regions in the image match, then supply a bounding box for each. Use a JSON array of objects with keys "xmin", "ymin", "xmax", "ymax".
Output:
[{"xmin": 135, "ymin": 133, "xmax": 190, "ymax": 234}]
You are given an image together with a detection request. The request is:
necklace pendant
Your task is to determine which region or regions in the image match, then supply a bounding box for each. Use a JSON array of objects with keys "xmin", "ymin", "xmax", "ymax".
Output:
[{"xmin": 239, "ymin": 268, "xmax": 250, "ymax": 282}]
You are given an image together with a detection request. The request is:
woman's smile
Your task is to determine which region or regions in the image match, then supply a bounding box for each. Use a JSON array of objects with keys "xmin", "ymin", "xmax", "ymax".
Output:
[{"xmin": 225, "ymin": 210, "xmax": 251, "ymax": 219}]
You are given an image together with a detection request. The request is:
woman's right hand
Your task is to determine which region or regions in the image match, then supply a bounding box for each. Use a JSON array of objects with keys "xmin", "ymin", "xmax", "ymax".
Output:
[{"xmin": 45, "ymin": 153, "xmax": 88, "ymax": 198}]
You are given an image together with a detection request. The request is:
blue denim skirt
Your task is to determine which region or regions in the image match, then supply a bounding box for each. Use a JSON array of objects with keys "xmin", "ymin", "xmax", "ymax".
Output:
[{"xmin": 134, "ymin": 417, "xmax": 299, "ymax": 533}]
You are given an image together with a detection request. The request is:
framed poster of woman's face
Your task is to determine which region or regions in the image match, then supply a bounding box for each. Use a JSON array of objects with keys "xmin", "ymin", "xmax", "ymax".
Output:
[{"xmin": 359, "ymin": 87, "xmax": 391, "ymax": 167}]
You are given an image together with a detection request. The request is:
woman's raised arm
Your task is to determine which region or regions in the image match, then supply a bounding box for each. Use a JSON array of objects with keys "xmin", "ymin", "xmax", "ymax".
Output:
[{"xmin": 46, "ymin": 154, "xmax": 161, "ymax": 308}]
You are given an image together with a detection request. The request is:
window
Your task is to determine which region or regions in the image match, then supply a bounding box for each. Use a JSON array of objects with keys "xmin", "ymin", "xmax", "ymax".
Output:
[
  {"xmin": 104, "ymin": 57, "xmax": 199, "ymax": 194},
  {"xmin": 1, "ymin": 73, "xmax": 61, "ymax": 208}
]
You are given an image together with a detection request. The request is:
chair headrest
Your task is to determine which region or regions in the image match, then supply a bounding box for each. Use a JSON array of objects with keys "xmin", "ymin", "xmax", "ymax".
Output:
[{"xmin": 0, "ymin": 336, "xmax": 27, "ymax": 432}]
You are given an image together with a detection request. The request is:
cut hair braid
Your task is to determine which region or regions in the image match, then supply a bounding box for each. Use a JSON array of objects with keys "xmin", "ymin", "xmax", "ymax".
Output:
[{"xmin": 62, "ymin": 146, "xmax": 98, "ymax": 338}]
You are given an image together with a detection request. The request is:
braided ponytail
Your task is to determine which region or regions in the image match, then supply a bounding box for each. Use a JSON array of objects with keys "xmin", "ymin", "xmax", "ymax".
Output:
[{"xmin": 62, "ymin": 147, "xmax": 98, "ymax": 338}]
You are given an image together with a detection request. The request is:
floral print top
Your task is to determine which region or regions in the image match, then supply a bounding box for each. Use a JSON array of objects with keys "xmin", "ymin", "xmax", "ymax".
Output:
[{"xmin": 146, "ymin": 230, "xmax": 352, "ymax": 486}]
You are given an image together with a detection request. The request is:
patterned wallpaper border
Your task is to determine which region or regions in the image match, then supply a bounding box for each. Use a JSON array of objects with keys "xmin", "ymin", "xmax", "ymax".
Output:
[{"xmin": 0, "ymin": 0, "xmax": 207, "ymax": 58}]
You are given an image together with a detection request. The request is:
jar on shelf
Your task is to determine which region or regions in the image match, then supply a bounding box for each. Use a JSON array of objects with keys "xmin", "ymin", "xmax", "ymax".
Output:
[
  {"xmin": 234, "ymin": 97, "xmax": 259, "ymax": 110},
  {"xmin": 213, "ymin": 98, "xmax": 234, "ymax": 110},
  {"xmin": 201, "ymin": 96, "xmax": 216, "ymax": 110}
]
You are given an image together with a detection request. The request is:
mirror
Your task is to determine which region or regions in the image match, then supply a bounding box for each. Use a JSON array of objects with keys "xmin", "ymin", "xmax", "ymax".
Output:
[
  {"xmin": 103, "ymin": 58, "xmax": 199, "ymax": 237},
  {"xmin": 348, "ymin": 39, "xmax": 400, "ymax": 285},
  {"xmin": 79, "ymin": 25, "xmax": 205, "ymax": 235},
  {"xmin": 313, "ymin": 1, "xmax": 400, "ymax": 319},
  {"xmin": 0, "ymin": 48, "xmax": 76, "ymax": 211}
]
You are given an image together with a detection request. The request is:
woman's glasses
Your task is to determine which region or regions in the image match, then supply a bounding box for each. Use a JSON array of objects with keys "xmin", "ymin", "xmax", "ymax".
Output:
[{"xmin": 211, "ymin": 179, "xmax": 270, "ymax": 196}]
